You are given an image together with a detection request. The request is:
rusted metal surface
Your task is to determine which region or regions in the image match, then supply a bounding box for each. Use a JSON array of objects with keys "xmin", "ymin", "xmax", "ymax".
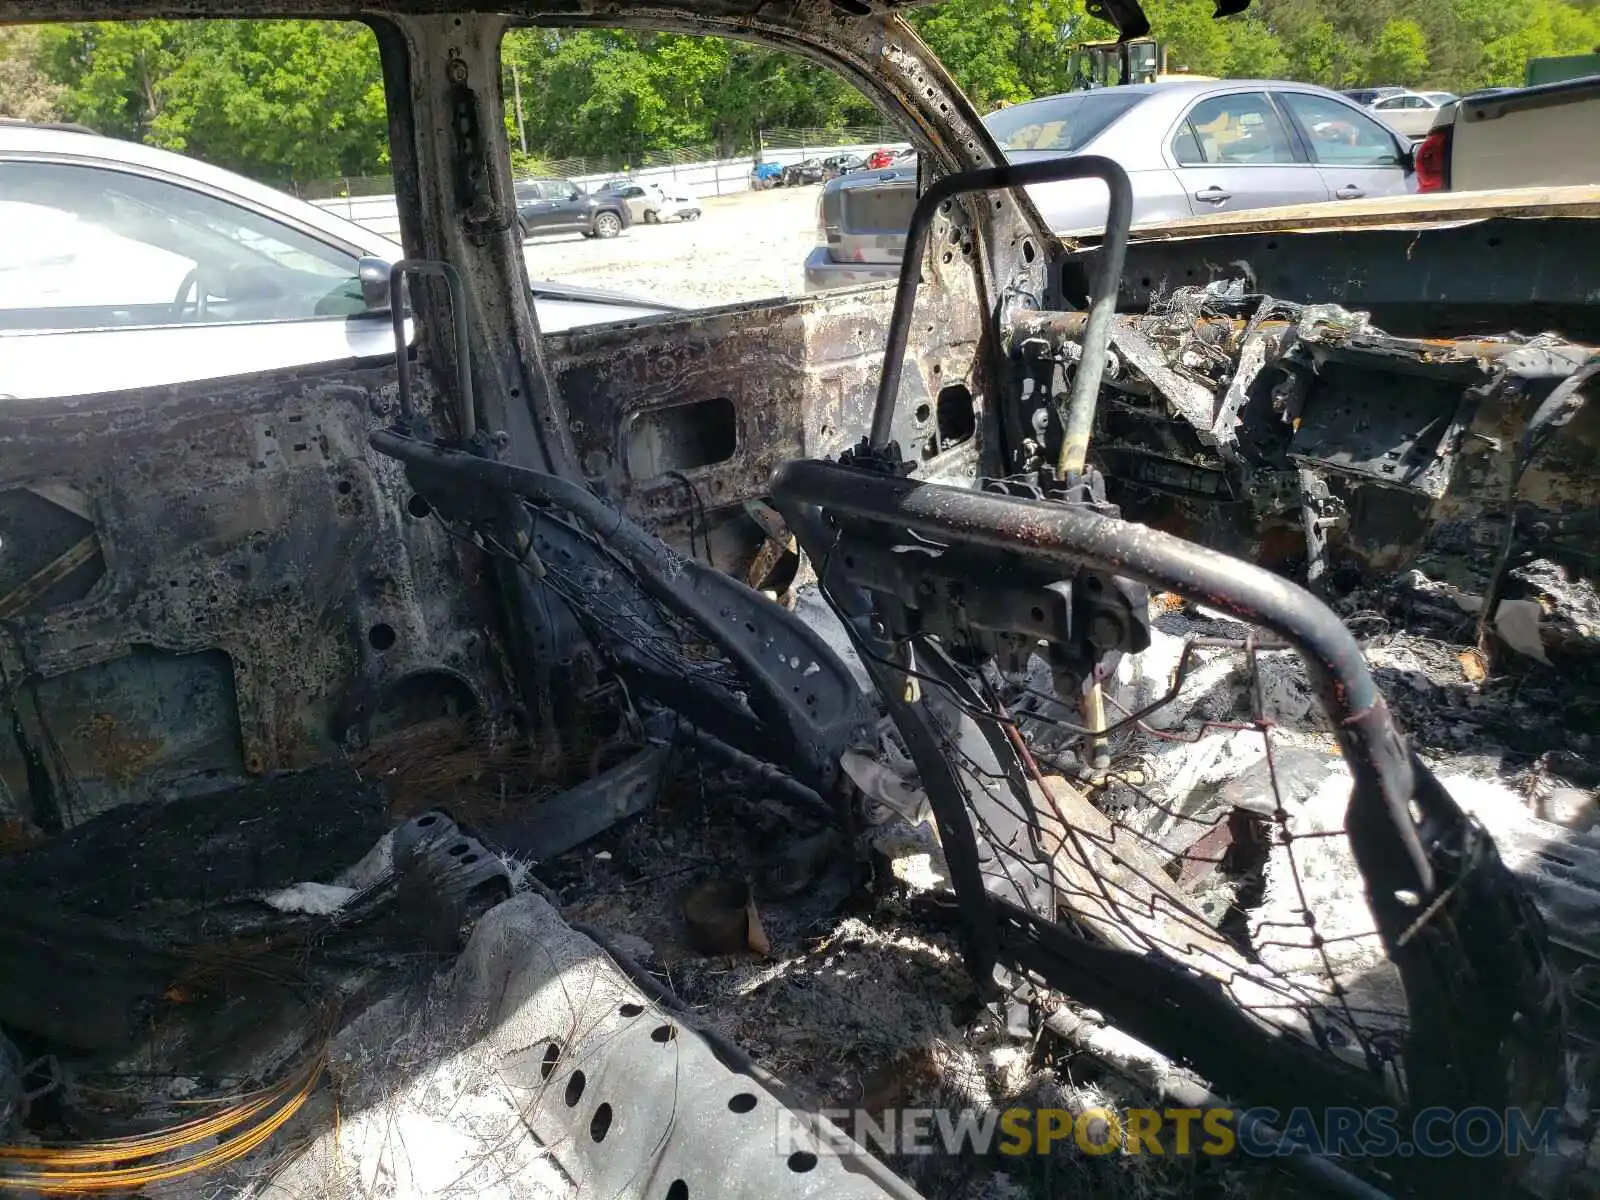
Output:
[
  {"xmin": 545, "ymin": 286, "xmax": 985, "ymax": 532},
  {"xmin": 1062, "ymin": 213, "xmax": 1600, "ymax": 341},
  {"xmin": 0, "ymin": 1, "xmax": 1040, "ymax": 828},
  {"xmin": 0, "ymin": 363, "xmax": 507, "ymax": 818},
  {"xmin": 1010, "ymin": 294, "xmax": 1600, "ymax": 581}
]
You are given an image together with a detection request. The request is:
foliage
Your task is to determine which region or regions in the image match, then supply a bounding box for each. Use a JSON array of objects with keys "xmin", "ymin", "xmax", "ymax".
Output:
[
  {"xmin": 29, "ymin": 19, "xmax": 386, "ymax": 186},
  {"xmin": 0, "ymin": 26, "xmax": 65, "ymax": 123},
  {"xmin": 6, "ymin": 0, "xmax": 1600, "ymax": 184},
  {"xmin": 500, "ymin": 28, "xmax": 877, "ymax": 160}
]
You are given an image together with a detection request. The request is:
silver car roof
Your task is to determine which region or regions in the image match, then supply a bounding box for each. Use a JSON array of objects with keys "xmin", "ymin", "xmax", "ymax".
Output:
[
  {"xmin": 0, "ymin": 122, "xmax": 403, "ymax": 260},
  {"xmin": 997, "ymin": 81, "xmax": 1385, "ymax": 173}
]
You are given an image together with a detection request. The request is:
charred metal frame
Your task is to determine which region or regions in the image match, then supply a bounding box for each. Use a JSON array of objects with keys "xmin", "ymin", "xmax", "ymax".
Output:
[
  {"xmin": 0, "ymin": 4, "xmax": 1580, "ymax": 1192},
  {"xmin": 772, "ymin": 458, "xmax": 1567, "ymax": 1168},
  {"xmin": 372, "ymin": 430, "xmax": 873, "ymax": 795},
  {"xmin": 872, "ymin": 155, "xmax": 1133, "ymax": 474},
  {"xmin": 0, "ymin": 0, "xmax": 1040, "ymax": 785}
]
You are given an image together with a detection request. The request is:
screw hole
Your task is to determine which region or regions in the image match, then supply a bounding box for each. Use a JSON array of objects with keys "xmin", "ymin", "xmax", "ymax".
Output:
[
  {"xmin": 540, "ymin": 1042, "xmax": 561, "ymax": 1080},
  {"xmin": 666, "ymin": 1183, "xmax": 689, "ymax": 1200},
  {"xmin": 650, "ymin": 1024, "xmax": 676, "ymax": 1044},
  {"xmin": 368, "ymin": 623, "xmax": 397, "ymax": 651},
  {"xmin": 337, "ymin": 479, "xmax": 353, "ymax": 495},
  {"xmin": 787, "ymin": 1151, "xmax": 818, "ymax": 1173},
  {"xmin": 564, "ymin": 1070, "xmax": 586, "ymax": 1106},
  {"xmin": 620, "ymin": 1002, "xmax": 645, "ymax": 1017},
  {"xmin": 728, "ymin": 1092, "xmax": 757, "ymax": 1113},
  {"xmin": 407, "ymin": 494, "xmax": 432, "ymax": 519},
  {"xmin": 590, "ymin": 1102, "xmax": 613, "ymax": 1142}
]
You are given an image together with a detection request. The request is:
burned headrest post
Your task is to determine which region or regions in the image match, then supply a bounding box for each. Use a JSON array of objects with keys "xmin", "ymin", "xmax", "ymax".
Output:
[{"xmin": 868, "ymin": 156, "xmax": 1133, "ymax": 458}]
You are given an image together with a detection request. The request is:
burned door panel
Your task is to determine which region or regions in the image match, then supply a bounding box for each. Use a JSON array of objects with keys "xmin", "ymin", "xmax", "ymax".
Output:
[
  {"xmin": 0, "ymin": 361, "xmax": 509, "ymax": 825},
  {"xmin": 542, "ymin": 287, "xmax": 986, "ymax": 548}
]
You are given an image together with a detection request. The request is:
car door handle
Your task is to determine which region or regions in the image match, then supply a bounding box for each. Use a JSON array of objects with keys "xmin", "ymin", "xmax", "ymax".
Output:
[
  {"xmin": 1193, "ymin": 187, "xmax": 1231, "ymax": 203},
  {"xmin": 1334, "ymin": 185, "xmax": 1365, "ymax": 199}
]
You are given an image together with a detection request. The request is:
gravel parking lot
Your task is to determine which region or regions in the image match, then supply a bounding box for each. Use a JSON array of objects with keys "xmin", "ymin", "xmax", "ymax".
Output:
[{"xmin": 520, "ymin": 183, "xmax": 822, "ymax": 309}]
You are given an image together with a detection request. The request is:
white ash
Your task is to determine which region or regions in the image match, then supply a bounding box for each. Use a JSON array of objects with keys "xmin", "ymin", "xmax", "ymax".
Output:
[
  {"xmin": 263, "ymin": 881, "xmax": 358, "ymax": 915},
  {"xmin": 261, "ymin": 1051, "xmax": 570, "ymax": 1200},
  {"xmin": 1250, "ymin": 766, "xmax": 1403, "ymax": 1020}
]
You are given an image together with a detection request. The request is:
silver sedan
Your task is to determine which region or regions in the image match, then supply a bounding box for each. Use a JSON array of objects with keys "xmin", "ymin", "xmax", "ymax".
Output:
[{"xmin": 807, "ymin": 80, "xmax": 1420, "ymax": 289}]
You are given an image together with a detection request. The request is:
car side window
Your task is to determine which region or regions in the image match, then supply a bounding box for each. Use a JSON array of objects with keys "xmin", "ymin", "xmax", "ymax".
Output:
[
  {"xmin": 1170, "ymin": 92, "xmax": 1298, "ymax": 166},
  {"xmin": 0, "ymin": 160, "xmax": 363, "ymax": 333},
  {"xmin": 1277, "ymin": 93, "xmax": 1403, "ymax": 167}
]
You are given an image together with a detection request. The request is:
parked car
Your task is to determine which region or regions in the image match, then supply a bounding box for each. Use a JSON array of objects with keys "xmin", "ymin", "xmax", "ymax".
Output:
[
  {"xmin": 1340, "ymin": 86, "xmax": 1408, "ymax": 106},
  {"xmin": 865, "ymin": 147, "xmax": 898, "ymax": 169},
  {"xmin": 780, "ymin": 159, "xmax": 827, "ymax": 186},
  {"xmin": 643, "ymin": 182, "xmax": 703, "ymax": 222},
  {"xmin": 1418, "ymin": 91, "xmax": 1459, "ymax": 106},
  {"xmin": 749, "ymin": 162, "xmax": 783, "ymax": 189},
  {"xmin": 806, "ymin": 80, "xmax": 1419, "ymax": 290},
  {"xmin": 0, "ymin": 124, "xmax": 674, "ymax": 399},
  {"xmin": 821, "ymin": 153, "xmax": 864, "ymax": 179},
  {"xmin": 1367, "ymin": 90, "xmax": 1449, "ymax": 139},
  {"xmin": 513, "ymin": 177, "xmax": 632, "ymax": 239},
  {"xmin": 1416, "ymin": 74, "xmax": 1600, "ymax": 192},
  {"xmin": 592, "ymin": 179, "xmax": 657, "ymax": 224}
]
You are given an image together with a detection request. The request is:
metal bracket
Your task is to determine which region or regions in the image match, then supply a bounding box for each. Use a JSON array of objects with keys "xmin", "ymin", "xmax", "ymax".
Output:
[{"xmin": 388, "ymin": 258, "xmax": 476, "ymax": 439}]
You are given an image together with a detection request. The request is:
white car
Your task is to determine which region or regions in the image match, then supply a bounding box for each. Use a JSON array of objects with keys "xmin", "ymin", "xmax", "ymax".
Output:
[
  {"xmin": 1368, "ymin": 91, "xmax": 1449, "ymax": 139},
  {"xmin": 0, "ymin": 123, "xmax": 675, "ymax": 400},
  {"xmin": 643, "ymin": 182, "xmax": 702, "ymax": 223}
]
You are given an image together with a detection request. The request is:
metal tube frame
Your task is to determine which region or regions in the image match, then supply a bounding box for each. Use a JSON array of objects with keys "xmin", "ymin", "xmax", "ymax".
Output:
[
  {"xmin": 771, "ymin": 458, "xmax": 1434, "ymax": 905},
  {"xmin": 388, "ymin": 258, "xmax": 476, "ymax": 440},
  {"xmin": 869, "ymin": 156, "xmax": 1134, "ymax": 465}
]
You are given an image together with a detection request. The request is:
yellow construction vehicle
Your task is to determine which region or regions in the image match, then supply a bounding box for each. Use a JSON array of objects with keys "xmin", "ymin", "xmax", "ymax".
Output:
[{"xmin": 1066, "ymin": 38, "xmax": 1215, "ymax": 89}]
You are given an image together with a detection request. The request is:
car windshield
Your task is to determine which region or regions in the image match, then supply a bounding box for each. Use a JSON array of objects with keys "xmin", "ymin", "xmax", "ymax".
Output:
[{"xmin": 982, "ymin": 91, "xmax": 1148, "ymax": 153}]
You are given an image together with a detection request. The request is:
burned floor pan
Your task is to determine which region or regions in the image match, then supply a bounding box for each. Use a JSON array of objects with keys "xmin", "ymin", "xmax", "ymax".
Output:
[{"xmin": 3, "ymin": 579, "xmax": 1598, "ymax": 1198}]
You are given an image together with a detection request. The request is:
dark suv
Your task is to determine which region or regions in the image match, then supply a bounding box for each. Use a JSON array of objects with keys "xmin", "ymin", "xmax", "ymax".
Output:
[{"xmin": 513, "ymin": 177, "xmax": 632, "ymax": 240}]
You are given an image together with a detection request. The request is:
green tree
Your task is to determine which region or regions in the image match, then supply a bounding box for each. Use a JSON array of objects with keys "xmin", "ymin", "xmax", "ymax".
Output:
[
  {"xmin": 150, "ymin": 21, "xmax": 387, "ymax": 184},
  {"xmin": 35, "ymin": 20, "xmax": 187, "ymax": 141},
  {"xmin": 15, "ymin": 0, "xmax": 1600, "ymax": 184},
  {"xmin": 29, "ymin": 20, "xmax": 386, "ymax": 186},
  {"xmin": 0, "ymin": 26, "xmax": 64, "ymax": 123},
  {"xmin": 1367, "ymin": 18, "xmax": 1431, "ymax": 85}
]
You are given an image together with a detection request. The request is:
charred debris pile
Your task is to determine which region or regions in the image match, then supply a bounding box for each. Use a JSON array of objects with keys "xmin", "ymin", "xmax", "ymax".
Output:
[{"xmin": 1, "ymin": 286, "xmax": 1598, "ymax": 1199}]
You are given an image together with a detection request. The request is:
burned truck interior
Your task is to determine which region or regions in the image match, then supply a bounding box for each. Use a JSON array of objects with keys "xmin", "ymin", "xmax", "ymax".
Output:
[{"xmin": 1, "ymin": 3, "xmax": 1598, "ymax": 1198}]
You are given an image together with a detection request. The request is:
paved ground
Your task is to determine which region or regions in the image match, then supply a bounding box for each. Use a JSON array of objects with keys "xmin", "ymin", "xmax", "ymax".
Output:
[{"xmin": 520, "ymin": 184, "xmax": 821, "ymax": 309}]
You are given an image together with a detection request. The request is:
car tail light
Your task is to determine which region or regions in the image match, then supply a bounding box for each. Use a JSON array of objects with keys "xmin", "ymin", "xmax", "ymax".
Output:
[{"xmin": 1415, "ymin": 127, "xmax": 1451, "ymax": 193}]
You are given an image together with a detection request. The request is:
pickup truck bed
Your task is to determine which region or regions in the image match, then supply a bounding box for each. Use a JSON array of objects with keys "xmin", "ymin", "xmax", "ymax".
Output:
[{"xmin": 1422, "ymin": 75, "xmax": 1600, "ymax": 192}]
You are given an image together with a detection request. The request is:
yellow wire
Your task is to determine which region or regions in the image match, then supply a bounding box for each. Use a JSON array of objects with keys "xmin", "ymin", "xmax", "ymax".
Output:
[{"xmin": 0, "ymin": 1055, "xmax": 322, "ymax": 1191}]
